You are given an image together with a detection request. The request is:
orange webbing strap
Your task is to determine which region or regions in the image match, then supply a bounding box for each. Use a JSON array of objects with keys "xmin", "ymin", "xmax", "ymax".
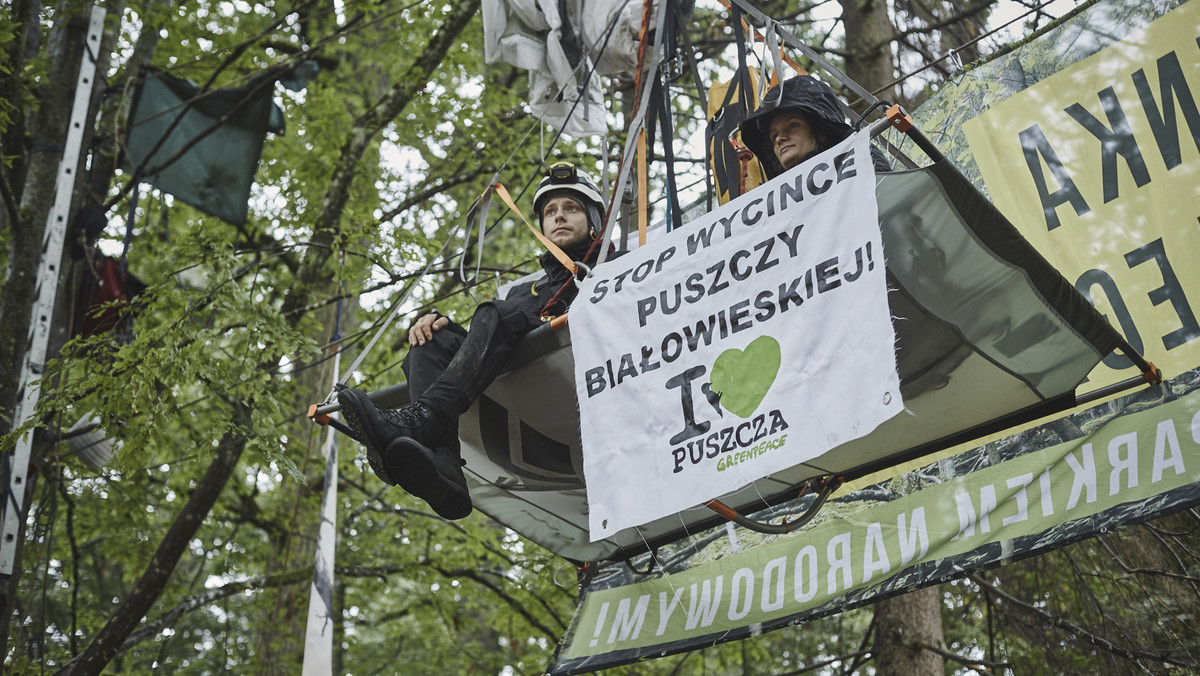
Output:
[
  {"xmin": 631, "ymin": 0, "xmax": 654, "ymax": 107},
  {"xmin": 715, "ymin": 0, "xmax": 807, "ymax": 78},
  {"xmin": 763, "ymin": 47, "xmax": 779, "ymax": 88},
  {"xmin": 637, "ymin": 129, "xmax": 649, "ymax": 246},
  {"xmin": 778, "ymin": 44, "xmax": 806, "ymax": 79},
  {"xmin": 490, "ymin": 182, "xmax": 577, "ymax": 276},
  {"xmin": 729, "ymin": 136, "xmax": 755, "ymax": 196}
]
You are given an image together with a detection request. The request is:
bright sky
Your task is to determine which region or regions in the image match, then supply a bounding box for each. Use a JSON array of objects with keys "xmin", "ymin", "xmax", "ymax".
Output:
[{"xmin": 986, "ymin": 0, "xmax": 1079, "ymax": 44}]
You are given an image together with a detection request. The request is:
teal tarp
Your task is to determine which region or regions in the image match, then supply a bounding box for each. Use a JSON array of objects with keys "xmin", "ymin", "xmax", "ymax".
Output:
[{"xmin": 123, "ymin": 69, "xmax": 286, "ymax": 226}]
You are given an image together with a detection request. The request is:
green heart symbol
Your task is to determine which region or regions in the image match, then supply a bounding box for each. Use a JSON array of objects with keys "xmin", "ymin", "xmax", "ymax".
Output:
[{"xmin": 710, "ymin": 336, "xmax": 782, "ymax": 418}]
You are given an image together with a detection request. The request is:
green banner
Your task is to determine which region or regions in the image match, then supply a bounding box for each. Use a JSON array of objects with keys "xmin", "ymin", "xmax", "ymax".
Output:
[{"xmin": 552, "ymin": 370, "xmax": 1200, "ymax": 672}]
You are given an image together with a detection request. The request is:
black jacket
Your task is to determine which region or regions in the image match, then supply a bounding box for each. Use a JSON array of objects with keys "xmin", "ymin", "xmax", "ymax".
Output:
[{"xmin": 739, "ymin": 75, "xmax": 891, "ymax": 179}]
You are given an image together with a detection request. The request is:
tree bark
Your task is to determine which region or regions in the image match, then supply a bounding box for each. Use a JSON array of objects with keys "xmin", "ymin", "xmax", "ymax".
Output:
[
  {"xmin": 838, "ymin": 0, "xmax": 897, "ymax": 104},
  {"xmin": 874, "ymin": 586, "xmax": 946, "ymax": 675},
  {"xmin": 84, "ymin": 0, "xmax": 169, "ymax": 205},
  {"xmin": 0, "ymin": 2, "xmax": 91, "ymax": 430}
]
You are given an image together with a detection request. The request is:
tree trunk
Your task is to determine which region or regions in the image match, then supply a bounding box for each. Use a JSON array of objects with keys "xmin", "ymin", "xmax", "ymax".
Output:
[
  {"xmin": 838, "ymin": 0, "xmax": 897, "ymax": 104},
  {"xmin": 84, "ymin": 0, "xmax": 169, "ymax": 204},
  {"xmin": 874, "ymin": 586, "xmax": 945, "ymax": 675},
  {"xmin": 253, "ymin": 0, "xmax": 481, "ymax": 669}
]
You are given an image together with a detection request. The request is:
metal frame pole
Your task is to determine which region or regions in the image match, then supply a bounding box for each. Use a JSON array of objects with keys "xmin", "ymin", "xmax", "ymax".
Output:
[
  {"xmin": 726, "ymin": 0, "xmax": 880, "ymax": 107},
  {"xmin": 0, "ymin": 6, "xmax": 107, "ymax": 578}
]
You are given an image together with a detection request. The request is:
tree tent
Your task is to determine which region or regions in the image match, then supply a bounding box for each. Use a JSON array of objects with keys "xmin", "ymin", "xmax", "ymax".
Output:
[{"xmin": 309, "ymin": 0, "xmax": 1159, "ymax": 568}]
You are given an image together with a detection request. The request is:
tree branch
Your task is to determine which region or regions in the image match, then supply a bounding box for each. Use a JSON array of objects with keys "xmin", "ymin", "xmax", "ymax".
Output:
[
  {"xmin": 432, "ymin": 565, "xmax": 564, "ymax": 635},
  {"xmin": 122, "ymin": 566, "xmax": 313, "ymax": 649},
  {"xmin": 56, "ymin": 405, "xmax": 251, "ymax": 675},
  {"xmin": 914, "ymin": 640, "xmax": 1009, "ymax": 673},
  {"xmin": 376, "ymin": 166, "xmax": 495, "ymax": 226},
  {"xmin": 889, "ymin": 0, "xmax": 994, "ymax": 44},
  {"xmin": 765, "ymin": 650, "xmax": 872, "ymax": 675},
  {"xmin": 969, "ymin": 573, "xmax": 1200, "ymax": 669},
  {"xmin": 120, "ymin": 562, "xmax": 431, "ymax": 652}
]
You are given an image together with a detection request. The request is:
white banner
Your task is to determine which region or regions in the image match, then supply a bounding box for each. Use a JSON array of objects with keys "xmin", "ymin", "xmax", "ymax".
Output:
[{"xmin": 572, "ymin": 132, "xmax": 903, "ymax": 539}]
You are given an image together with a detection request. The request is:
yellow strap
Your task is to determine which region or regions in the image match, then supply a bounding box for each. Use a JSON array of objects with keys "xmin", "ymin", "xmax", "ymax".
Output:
[
  {"xmin": 491, "ymin": 182, "xmax": 577, "ymax": 276},
  {"xmin": 637, "ymin": 129, "xmax": 648, "ymax": 247}
]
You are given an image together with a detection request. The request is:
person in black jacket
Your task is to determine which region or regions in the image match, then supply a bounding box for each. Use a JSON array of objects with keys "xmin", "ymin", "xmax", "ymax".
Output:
[
  {"xmin": 738, "ymin": 75, "xmax": 891, "ymax": 176},
  {"xmin": 338, "ymin": 162, "xmax": 611, "ymax": 520}
]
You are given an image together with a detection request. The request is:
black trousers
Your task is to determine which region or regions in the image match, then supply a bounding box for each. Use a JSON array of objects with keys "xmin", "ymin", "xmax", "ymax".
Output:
[{"xmin": 402, "ymin": 300, "xmax": 542, "ymax": 418}]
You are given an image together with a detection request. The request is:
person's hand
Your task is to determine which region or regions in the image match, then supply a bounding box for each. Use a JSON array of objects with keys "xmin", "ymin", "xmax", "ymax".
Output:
[{"xmin": 408, "ymin": 313, "xmax": 449, "ymax": 346}]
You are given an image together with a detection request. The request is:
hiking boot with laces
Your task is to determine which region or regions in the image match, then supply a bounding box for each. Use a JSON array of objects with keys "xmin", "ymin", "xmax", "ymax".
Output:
[
  {"xmin": 337, "ymin": 387, "xmax": 443, "ymax": 456},
  {"xmin": 337, "ymin": 387, "xmax": 472, "ymax": 519}
]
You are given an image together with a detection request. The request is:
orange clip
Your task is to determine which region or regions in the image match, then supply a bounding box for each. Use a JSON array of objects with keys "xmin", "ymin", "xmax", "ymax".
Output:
[
  {"xmin": 886, "ymin": 104, "xmax": 914, "ymax": 132},
  {"xmin": 1142, "ymin": 361, "xmax": 1163, "ymax": 385},
  {"xmin": 577, "ymin": 560, "xmax": 599, "ymax": 585},
  {"xmin": 307, "ymin": 404, "xmax": 331, "ymax": 425}
]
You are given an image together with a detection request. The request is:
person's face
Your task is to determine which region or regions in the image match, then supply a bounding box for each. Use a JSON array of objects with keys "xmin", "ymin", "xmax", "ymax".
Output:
[
  {"xmin": 541, "ymin": 195, "xmax": 590, "ymax": 248},
  {"xmin": 769, "ymin": 111, "xmax": 818, "ymax": 170}
]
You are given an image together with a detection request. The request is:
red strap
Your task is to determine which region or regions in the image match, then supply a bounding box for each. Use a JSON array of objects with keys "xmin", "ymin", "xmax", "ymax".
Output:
[{"xmin": 637, "ymin": 130, "xmax": 649, "ymax": 246}]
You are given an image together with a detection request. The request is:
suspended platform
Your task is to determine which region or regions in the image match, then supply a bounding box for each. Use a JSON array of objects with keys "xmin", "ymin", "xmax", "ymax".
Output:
[
  {"xmin": 311, "ymin": 0, "xmax": 1158, "ymax": 567},
  {"xmin": 310, "ymin": 121, "xmax": 1158, "ymax": 564}
]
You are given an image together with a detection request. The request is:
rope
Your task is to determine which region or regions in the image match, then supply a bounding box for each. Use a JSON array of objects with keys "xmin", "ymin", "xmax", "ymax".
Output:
[
  {"xmin": 490, "ymin": 183, "xmax": 578, "ymax": 276},
  {"xmin": 329, "ymin": 226, "xmax": 461, "ymax": 402},
  {"xmin": 872, "ymin": 0, "xmax": 1072, "ymax": 98}
]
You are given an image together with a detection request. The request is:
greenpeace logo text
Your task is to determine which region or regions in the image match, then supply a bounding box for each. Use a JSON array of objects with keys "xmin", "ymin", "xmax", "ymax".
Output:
[{"xmin": 672, "ymin": 411, "xmax": 789, "ymax": 473}]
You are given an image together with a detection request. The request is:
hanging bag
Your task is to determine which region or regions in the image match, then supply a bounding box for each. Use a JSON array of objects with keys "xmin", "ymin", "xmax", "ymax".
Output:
[{"xmin": 704, "ymin": 6, "xmax": 766, "ymax": 204}]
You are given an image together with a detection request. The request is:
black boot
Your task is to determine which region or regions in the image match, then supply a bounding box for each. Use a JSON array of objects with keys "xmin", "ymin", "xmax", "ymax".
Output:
[
  {"xmin": 337, "ymin": 388, "xmax": 444, "ymax": 467},
  {"xmin": 337, "ymin": 388, "xmax": 472, "ymax": 519},
  {"xmin": 385, "ymin": 435, "xmax": 472, "ymax": 520}
]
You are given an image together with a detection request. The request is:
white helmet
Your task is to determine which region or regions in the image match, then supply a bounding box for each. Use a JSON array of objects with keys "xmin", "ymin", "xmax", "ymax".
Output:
[{"xmin": 532, "ymin": 162, "xmax": 605, "ymax": 229}]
